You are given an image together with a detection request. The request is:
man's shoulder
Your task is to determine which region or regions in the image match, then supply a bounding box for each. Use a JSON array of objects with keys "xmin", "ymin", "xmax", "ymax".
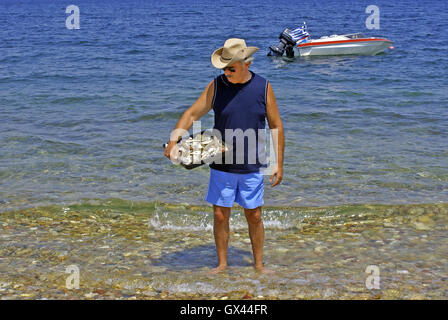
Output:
[
  {"xmin": 252, "ymin": 72, "xmax": 269, "ymax": 84},
  {"xmin": 214, "ymin": 74, "xmax": 224, "ymax": 81}
]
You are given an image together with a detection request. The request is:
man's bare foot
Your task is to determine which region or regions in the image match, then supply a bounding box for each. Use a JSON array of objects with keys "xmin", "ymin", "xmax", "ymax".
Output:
[
  {"xmin": 209, "ymin": 265, "xmax": 227, "ymax": 274},
  {"xmin": 254, "ymin": 266, "xmax": 275, "ymax": 275}
]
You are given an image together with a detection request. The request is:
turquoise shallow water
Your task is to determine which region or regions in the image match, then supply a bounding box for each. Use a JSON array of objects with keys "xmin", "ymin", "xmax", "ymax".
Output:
[{"xmin": 0, "ymin": 0, "xmax": 447, "ymax": 211}]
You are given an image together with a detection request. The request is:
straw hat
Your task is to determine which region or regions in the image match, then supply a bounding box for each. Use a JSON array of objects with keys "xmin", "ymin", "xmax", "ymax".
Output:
[{"xmin": 211, "ymin": 38, "xmax": 259, "ymax": 69}]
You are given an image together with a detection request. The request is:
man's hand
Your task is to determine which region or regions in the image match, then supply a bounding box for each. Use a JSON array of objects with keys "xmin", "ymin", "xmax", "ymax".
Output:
[
  {"xmin": 266, "ymin": 83, "xmax": 284, "ymax": 188},
  {"xmin": 269, "ymin": 165, "xmax": 283, "ymax": 187},
  {"xmin": 164, "ymin": 141, "xmax": 180, "ymax": 164}
]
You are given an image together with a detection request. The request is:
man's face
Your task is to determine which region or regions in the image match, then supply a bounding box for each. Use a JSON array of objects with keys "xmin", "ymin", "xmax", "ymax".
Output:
[{"xmin": 222, "ymin": 61, "xmax": 249, "ymax": 83}]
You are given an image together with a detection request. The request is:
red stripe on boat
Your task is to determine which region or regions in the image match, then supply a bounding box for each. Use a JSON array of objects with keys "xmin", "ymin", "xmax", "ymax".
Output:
[{"xmin": 298, "ymin": 38, "xmax": 392, "ymax": 48}]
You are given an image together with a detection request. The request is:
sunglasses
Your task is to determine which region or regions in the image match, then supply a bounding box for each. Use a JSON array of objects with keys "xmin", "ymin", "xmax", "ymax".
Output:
[{"xmin": 222, "ymin": 66, "xmax": 236, "ymax": 72}]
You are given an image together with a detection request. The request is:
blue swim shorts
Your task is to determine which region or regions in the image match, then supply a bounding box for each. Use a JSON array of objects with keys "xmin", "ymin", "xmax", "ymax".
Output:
[{"xmin": 205, "ymin": 168, "xmax": 264, "ymax": 209}]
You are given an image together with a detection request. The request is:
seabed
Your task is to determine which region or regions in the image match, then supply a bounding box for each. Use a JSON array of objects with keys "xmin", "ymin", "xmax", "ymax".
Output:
[{"xmin": 1, "ymin": 199, "xmax": 447, "ymax": 300}]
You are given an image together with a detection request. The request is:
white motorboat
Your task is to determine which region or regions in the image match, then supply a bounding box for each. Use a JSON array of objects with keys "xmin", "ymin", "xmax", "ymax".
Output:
[
  {"xmin": 295, "ymin": 33, "xmax": 393, "ymax": 56},
  {"xmin": 268, "ymin": 22, "xmax": 394, "ymax": 58}
]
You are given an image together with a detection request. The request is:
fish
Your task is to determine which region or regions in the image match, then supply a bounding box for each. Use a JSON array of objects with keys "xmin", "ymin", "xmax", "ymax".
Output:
[
  {"xmin": 177, "ymin": 132, "xmax": 229, "ymax": 168},
  {"xmin": 164, "ymin": 131, "xmax": 230, "ymax": 170}
]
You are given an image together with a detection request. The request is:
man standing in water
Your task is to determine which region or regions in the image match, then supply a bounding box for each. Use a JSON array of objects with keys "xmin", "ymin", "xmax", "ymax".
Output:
[{"xmin": 164, "ymin": 38, "xmax": 284, "ymax": 274}]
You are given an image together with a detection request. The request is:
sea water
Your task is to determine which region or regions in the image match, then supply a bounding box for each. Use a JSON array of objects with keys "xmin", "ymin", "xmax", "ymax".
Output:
[
  {"xmin": 0, "ymin": 0, "xmax": 447, "ymax": 299},
  {"xmin": 1, "ymin": 0, "xmax": 447, "ymax": 210}
]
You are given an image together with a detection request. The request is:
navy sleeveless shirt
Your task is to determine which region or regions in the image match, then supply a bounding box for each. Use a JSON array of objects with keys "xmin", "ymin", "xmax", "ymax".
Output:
[{"xmin": 210, "ymin": 71, "xmax": 268, "ymax": 173}]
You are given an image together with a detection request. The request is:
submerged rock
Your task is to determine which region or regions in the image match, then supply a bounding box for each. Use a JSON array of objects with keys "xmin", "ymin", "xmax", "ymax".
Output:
[
  {"xmin": 314, "ymin": 246, "xmax": 327, "ymax": 254},
  {"xmin": 411, "ymin": 221, "xmax": 432, "ymax": 231}
]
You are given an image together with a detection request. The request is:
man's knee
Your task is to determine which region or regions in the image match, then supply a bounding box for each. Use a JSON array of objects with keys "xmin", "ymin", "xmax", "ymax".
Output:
[
  {"xmin": 214, "ymin": 205, "xmax": 231, "ymax": 224},
  {"xmin": 245, "ymin": 207, "xmax": 262, "ymax": 225}
]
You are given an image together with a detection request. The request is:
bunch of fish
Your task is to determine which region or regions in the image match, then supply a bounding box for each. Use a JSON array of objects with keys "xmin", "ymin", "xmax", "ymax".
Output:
[{"xmin": 177, "ymin": 132, "xmax": 229, "ymax": 169}]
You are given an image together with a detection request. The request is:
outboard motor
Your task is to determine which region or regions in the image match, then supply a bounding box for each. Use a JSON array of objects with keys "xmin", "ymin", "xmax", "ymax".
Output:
[
  {"xmin": 268, "ymin": 29, "xmax": 297, "ymax": 58},
  {"xmin": 268, "ymin": 22, "xmax": 310, "ymax": 58}
]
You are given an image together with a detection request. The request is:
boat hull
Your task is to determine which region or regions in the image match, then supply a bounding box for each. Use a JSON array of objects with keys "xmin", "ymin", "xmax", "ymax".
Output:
[{"xmin": 294, "ymin": 38, "xmax": 393, "ymax": 56}]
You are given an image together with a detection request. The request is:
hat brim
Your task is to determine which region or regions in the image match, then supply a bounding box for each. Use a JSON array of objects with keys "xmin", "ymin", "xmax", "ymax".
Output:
[{"xmin": 211, "ymin": 46, "xmax": 259, "ymax": 69}]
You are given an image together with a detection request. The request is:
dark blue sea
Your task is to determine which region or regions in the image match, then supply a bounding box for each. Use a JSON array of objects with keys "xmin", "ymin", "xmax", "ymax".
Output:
[{"xmin": 1, "ymin": 0, "xmax": 447, "ymax": 211}]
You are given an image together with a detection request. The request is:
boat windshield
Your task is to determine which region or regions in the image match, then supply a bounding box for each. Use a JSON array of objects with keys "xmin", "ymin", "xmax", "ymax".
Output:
[{"xmin": 345, "ymin": 33, "xmax": 366, "ymax": 39}]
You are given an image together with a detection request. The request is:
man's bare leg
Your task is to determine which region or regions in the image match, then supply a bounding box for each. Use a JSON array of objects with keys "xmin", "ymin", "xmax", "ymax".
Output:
[
  {"xmin": 244, "ymin": 206, "xmax": 274, "ymax": 274},
  {"xmin": 210, "ymin": 205, "xmax": 231, "ymax": 274}
]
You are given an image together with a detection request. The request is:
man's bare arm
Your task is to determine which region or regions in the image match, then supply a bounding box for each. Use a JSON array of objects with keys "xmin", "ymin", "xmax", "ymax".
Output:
[
  {"xmin": 164, "ymin": 80, "xmax": 214, "ymax": 159},
  {"xmin": 266, "ymin": 82, "xmax": 284, "ymax": 187}
]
